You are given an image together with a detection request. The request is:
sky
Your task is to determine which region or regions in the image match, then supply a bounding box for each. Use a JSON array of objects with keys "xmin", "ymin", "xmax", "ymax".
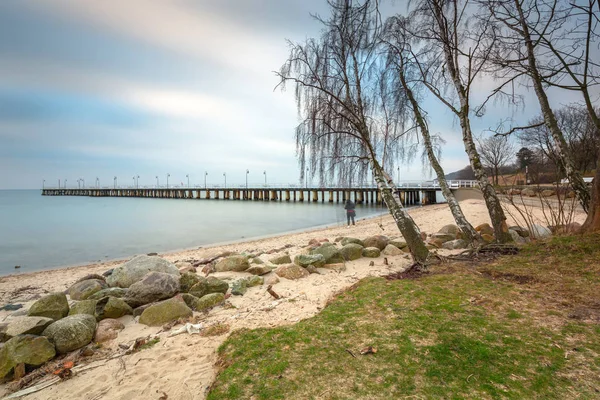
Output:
[{"xmin": 0, "ymin": 0, "xmax": 589, "ymax": 189}]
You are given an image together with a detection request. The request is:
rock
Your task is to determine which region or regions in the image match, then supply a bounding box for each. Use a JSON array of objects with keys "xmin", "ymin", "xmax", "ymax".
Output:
[
  {"xmin": 389, "ymin": 240, "xmax": 407, "ymax": 249},
  {"xmin": 87, "ymin": 287, "xmax": 128, "ymax": 301},
  {"xmin": 94, "ymin": 319, "xmax": 125, "ymax": 343},
  {"xmin": 362, "ymin": 235, "xmax": 389, "ymax": 250},
  {"xmin": 508, "ymin": 226, "xmax": 529, "ymax": 237},
  {"xmin": 178, "ymin": 265, "xmax": 196, "ymax": 274},
  {"xmin": 310, "ymin": 244, "xmax": 344, "ymax": 264},
  {"xmin": 132, "ymin": 303, "xmax": 154, "ymax": 318},
  {"xmin": 507, "ymin": 188, "xmax": 521, "ymax": 196},
  {"xmin": 3, "ymin": 316, "xmax": 54, "ymax": 338},
  {"xmin": 308, "ymin": 238, "xmax": 329, "ymax": 246},
  {"xmin": 75, "ymin": 274, "xmax": 106, "ymax": 283},
  {"xmin": 305, "ymin": 265, "xmax": 319, "ymax": 274},
  {"xmin": 269, "ymin": 254, "xmax": 292, "ymax": 265},
  {"xmin": 382, "ymin": 244, "xmax": 403, "ymax": 256},
  {"xmin": 42, "ymin": 314, "xmax": 96, "ymax": 354},
  {"xmin": 102, "ymin": 268, "xmax": 114, "ymax": 277},
  {"xmin": 265, "ymin": 275, "xmax": 280, "ymax": 285},
  {"xmin": 334, "ymin": 236, "xmax": 344, "ymax": 243},
  {"xmin": 275, "ymin": 264, "xmax": 310, "ymax": 280},
  {"xmin": 69, "ymin": 300, "xmax": 98, "ymax": 316},
  {"xmin": 250, "ymin": 257, "xmax": 264, "ymax": 264},
  {"xmin": 188, "ymin": 278, "xmax": 209, "ymax": 298},
  {"xmin": 95, "ymin": 297, "xmax": 133, "ymax": 320},
  {"xmin": 294, "ymin": 254, "xmax": 326, "ymax": 268},
  {"xmin": 541, "ymin": 189, "xmax": 555, "ymax": 197},
  {"xmin": 522, "ymin": 188, "xmax": 536, "ymax": 197},
  {"xmin": 530, "ymin": 224, "xmax": 552, "ymax": 239},
  {"xmin": 179, "ymin": 272, "xmax": 203, "ymax": 293},
  {"xmin": 0, "ymin": 324, "xmax": 8, "ymax": 343},
  {"xmin": 0, "ymin": 335, "xmax": 56, "ymax": 379},
  {"xmin": 106, "ymin": 255, "xmax": 179, "ymax": 288},
  {"xmin": 442, "ymin": 239, "xmax": 468, "ymax": 250},
  {"xmin": 430, "ymin": 233, "xmax": 455, "ymax": 243},
  {"xmin": 139, "ymin": 298, "xmax": 193, "ymax": 326},
  {"xmin": 125, "ymin": 272, "xmax": 180, "ymax": 308},
  {"xmin": 206, "ymin": 277, "xmax": 229, "ymax": 295},
  {"xmin": 215, "ymin": 255, "xmax": 250, "ymax": 272},
  {"xmin": 181, "ymin": 293, "xmax": 225, "ymax": 312},
  {"xmin": 68, "ymin": 279, "xmax": 107, "ymax": 301},
  {"xmin": 246, "ymin": 276, "xmax": 264, "ymax": 287},
  {"xmin": 437, "ymin": 224, "xmax": 460, "ymax": 237},
  {"xmin": 362, "ymin": 247, "xmax": 381, "ymax": 258},
  {"xmin": 340, "ymin": 243, "xmax": 364, "ymax": 261},
  {"xmin": 551, "ymin": 222, "xmax": 582, "ymax": 234},
  {"xmin": 322, "ymin": 263, "xmax": 346, "ymax": 272},
  {"xmin": 481, "ymin": 234, "xmax": 495, "ymax": 243},
  {"xmin": 340, "ymin": 237, "xmax": 365, "ymax": 247},
  {"xmin": 28, "ymin": 292, "xmax": 69, "ymax": 321},
  {"xmin": 231, "ymin": 280, "xmax": 248, "ymax": 296},
  {"xmin": 428, "ymin": 239, "xmax": 445, "ymax": 249},
  {"xmin": 508, "ymin": 230, "xmax": 525, "ymax": 244},
  {"xmin": 175, "ymin": 261, "xmax": 194, "ymax": 271},
  {"xmin": 147, "ymin": 252, "xmax": 158, "ymax": 256},
  {"xmin": 0, "ymin": 304, "xmax": 23, "ymax": 312},
  {"xmin": 475, "ymin": 223, "xmax": 494, "ymax": 236},
  {"xmin": 246, "ymin": 264, "xmax": 274, "ymax": 276}
]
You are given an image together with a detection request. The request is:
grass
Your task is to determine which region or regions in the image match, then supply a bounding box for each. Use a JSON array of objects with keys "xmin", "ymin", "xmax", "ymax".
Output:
[{"xmin": 207, "ymin": 233, "xmax": 600, "ymax": 400}]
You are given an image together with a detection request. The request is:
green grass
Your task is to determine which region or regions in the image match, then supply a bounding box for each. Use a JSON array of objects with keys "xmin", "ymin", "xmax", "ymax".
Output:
[{"xmin": 208, "ymin": 233, "xmax": 600, "ymax": 400}]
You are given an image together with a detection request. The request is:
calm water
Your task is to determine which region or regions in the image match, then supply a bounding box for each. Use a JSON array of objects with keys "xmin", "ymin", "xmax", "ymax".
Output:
[{"xmin": 0, "ymin": 190, "xmax": 388, "ymax": 275}]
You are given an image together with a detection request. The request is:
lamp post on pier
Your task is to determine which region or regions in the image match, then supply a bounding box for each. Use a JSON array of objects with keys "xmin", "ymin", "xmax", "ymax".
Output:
[
  {"xmin": 136, "ymin": 175, "xmax": 140, "ymax": 189},
  {"xmin": 155, "ymin": 176, "xmax": 159, "ymax": 188},
  {"xmin": 166, "ymin": 173, "xmax": 170, "ymax": 189},
  {"xmin": 186, "ymin": 174, "xmax": 189, "ymax": 187},
  {"xmin": 397, "ymin": 167, "xmax": 400, "ymax": 186},
  {"xmin": 223, "ymin": 172, "xmax": 226, "ymax": 187},
  {"xmin": 64, "ymin": 179, "xmax": 67, "ymax": 189},
  {"xmin": 77, "ymin": 179, "xmax": 81, "ymax": 189},
  {"xmin": 263, "ymin": 170, "xmax": 267, "ymax": 186},
  {"xmin": 82, "ymin": 178, "xmax": 85, "ymax": 189},
  {"xmin": 132, "ymin": 176, "xmax": 135, "ymax": 188},
  {"xmin": 246, "ymin": 169, "xmax": 249, "ymax": 190},
  {"xmin": 204, "ymin": 172, "xmax": 208, "ymax": 189},
  {"xmin": 114, "ymin": 176, "xmax": 117, "ymax": 189},
  {"xmin": 96, "ymin": 177, "xmax": 99, "ymax": 188}
]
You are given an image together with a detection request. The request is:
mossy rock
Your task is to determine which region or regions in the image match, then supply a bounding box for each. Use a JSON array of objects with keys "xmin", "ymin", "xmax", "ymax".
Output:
[
  {"xmin": 340, "ymin": 243, "xmax": 364, "ymax": 261},
  {"xmin": 294, "ymin": 254, "xmax": 326, "ymax": 268},
  {"xmin": 68, "ymin": 279, "xmax": 107, "ymax": 300},
  {"xmin": 340, "ymin": 237, "xmax": 364, "ymax": 247},
  {"xmin": 206, "ymin": 277, "xmax": 229, "ymax": 294},
  {"xmin": 215, "ymin": 255, "xmax": 250, "ymax": 272},
  {"xmin": 231, "ymin": 280, "xmax": 248, "ymax": 296},
  {"xmin": 269, "ymin": 254, "xmax": 292, "ymax": 265},
  {"xmin": 363, "ymin": 235, "xmax": 390, "ymax": 251},
  {"xmin": 362, "ymin": 247, "xmax": 381, "ymax": 258},
  {"xmin": 181, "ymin": 293, "xmax": 225, "ymax": 312},
  {"xmin": 310, "ymin": 244, "xmax": 344, "ymax": 264},
  {"xmin": 0, "ymin": 335, "xmax": 56, "ymax": 379},
  {"xmin": 95, "ymin": 297, "xmax": 133, "ymax": 321},
  {"xmin": 139, "ymin": 298, "xmax": 193, "ymax": 326},
  {"xmin": 246, "ymin": 276, "xmax": 263, "ymax": 287},
  {"xmin": 389, "ymin": 240, "xmax": 407, "ymax": 249},
  {"xmin": 180, "ymin": 272, "xmax": 203, "ymax": 293},
  {"xmin": 42, "ymin": 314, "xmax": 96, "ymax": 354},
  {"xmin": 88, "ymin": 287, "xmax": 128, "ymax": 301},
  {"xmin": 69, "ymin": 300, "xmax": 98, "ymax": 316},
  {"xmin": 28, "ymin": 292, "xmax": 69, "ymax": 321}
]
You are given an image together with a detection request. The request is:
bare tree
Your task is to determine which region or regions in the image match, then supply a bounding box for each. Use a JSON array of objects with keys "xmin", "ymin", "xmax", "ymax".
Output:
[
  {"xmin": 406, "ymin": 0, "xmax": 512, "ymax": 243},
  {"xmin": 481, "ymin": 0, "xmax": 591, "ymax": 212},
  {"xmin": 384, "ymin": 15, "xmax": 481, "ymax": 244},
  {"xmin": 476, "ymin": 135, "xmax": 516, "ymax": 185},
  {"xmin": 276, "ymin": 0, "xmax": 430, "ymax": 264}
]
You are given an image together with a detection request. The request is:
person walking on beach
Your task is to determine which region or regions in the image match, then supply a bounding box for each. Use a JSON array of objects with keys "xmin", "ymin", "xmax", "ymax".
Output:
[{"xmin": 344, "ymin": 199, "xmax": 356, "ymax": 227}]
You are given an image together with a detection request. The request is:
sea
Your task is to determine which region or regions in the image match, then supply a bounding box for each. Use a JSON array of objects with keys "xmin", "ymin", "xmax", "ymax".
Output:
[{"xmin": 0, "ymin": 190, "xmax": 390, "ymax": 276}]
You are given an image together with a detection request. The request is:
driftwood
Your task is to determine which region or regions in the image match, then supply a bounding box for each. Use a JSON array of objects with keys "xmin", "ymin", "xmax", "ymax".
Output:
[{"xmin": 266, "ymin": 285, "xmax": 281, "ymax": 300}]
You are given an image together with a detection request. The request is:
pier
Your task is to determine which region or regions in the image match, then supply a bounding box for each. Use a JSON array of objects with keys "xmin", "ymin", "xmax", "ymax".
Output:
[{"xmin": 41, "ymin": 181, "xmax": 478, "ymax": 206}]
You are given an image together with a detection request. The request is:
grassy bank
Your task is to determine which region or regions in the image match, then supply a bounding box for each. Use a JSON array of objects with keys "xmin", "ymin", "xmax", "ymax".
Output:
[{"xmin": 208, "ymin": 234, "xmax": 600, "ymax": 399}]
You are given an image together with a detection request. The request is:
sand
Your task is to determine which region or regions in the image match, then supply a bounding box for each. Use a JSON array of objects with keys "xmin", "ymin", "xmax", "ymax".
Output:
[{"xmin": 0, "ymin": 199, "xmax": 587, "ymax": 400}]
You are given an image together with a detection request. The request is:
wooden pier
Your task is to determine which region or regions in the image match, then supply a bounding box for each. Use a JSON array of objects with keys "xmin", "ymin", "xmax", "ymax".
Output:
[{"xmin": 41, "ymin": 186, "xmax": 438, "ymax": 206}]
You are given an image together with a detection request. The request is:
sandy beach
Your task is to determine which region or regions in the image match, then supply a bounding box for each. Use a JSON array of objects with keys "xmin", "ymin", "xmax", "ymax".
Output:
[{"xmin": 0, "ymin": 198, "xmax": 587, "ymax": 400}]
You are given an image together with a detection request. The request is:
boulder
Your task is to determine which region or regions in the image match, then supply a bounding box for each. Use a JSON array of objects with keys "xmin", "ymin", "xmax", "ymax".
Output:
[
  {"xmin": 246, "ymin": 276, "xmax": 264, "ymax": 287},
  {"xmin": 430, "ymin": 233, "xmax": 455, "ymax": 243},
  {"xmin": 340, "ymin": 243, "xmax": 364, "ymax": 261},
  {"xmin": 541, "ymin": 189, "xmax": 555, "ymax": 197},
  {"xmin": 106, "ymin": 255, "xmax": 179, "ymax": 288},
  {"xmin": 305, "ymin": 265, "xmax": 319, "ymax": 274},
  {"xmin": 95, "ymin": 297, "xmax": 133, "ymax": 320},
  {"xmin": 362, "ymin": 235, "xmax": 389, "ymax": 251},
  {"xmin": 182, "ymin": 293, "xmax": 225, "ymax": 312},
  {"xmin": 275, "ymin": 264, "xmax": 310, "ymax": 280},
  {"xmin": 42, "ymin": 314, "xmax": 96, "ymax": 354},
  {"xmin": 294, "ymin": 254, "xmax": 326, "ymax": 268},
  {"xmin": 251, "ymin": 257, "xmax": 264, "ymax": 264},
  {"xmin": 0, "ymin": 335, "xmax": 56, "ymax": 379},
  {"xmin": 308, "ymin": 238, "xmax": 329, "ymax": 246},
  {"xmin": 508, "ymin": 226, "xmax": 529, "ymax": 237},
  {"xmin": 269, "ymin": 254, "xmax": 292, "ymax": 265},
  {"xmin": 94, "ymin": 319, "xmax": 125, "ymax": 343},
  {"xmin": 442, "ymin": 239, "xmax": 468, "ymax": 250},
  {"xmin": 382, "ymin": 244, "xmax": 403, "ymax": 256},
  {"xmin": 88, "ymin": 287, "xmax": 128, "ymax": 301},
  {"xmin": 75, "ymin": 274, "xmax": 106, "ymax": 283},
  {"xmin": 322, "ymin": 263, "xmax": 347, "ymax": 272},
  {"xmin": 428, "ymin": 239, "xmax": 445, "ymax": 249},
  {"xmin": 522, "ymin": 188, "xmax": 537, "ymax": 197},
  {"xmin": 179, "ymin": 272, "xmax": 203, "ymax": 293},
  {"xmin": 340, "ymin": 237, "xmax": 365, "ymax": 247},
  {"xmin": 3, "ymin": 316, "xmax": 54, "ymax": 338},
  {"xmin": 530, "ymin": 224, "xmax": 552, "ymax": 239},
  {"xmin": 206, "ymin": 277, "xmax": 229, "ymax": 295},
  {"xmin": 507, "ymin": 188, "xmax": 521, "ymax": 196},
  {"xmin": 125, "ymin": 272, "xmax": 180, "ymax": 308},
  {"xmin": 437, "ymin": 224, "xmax": 460, "ymax": 237},
  {"xmin": 265, "ymin": 274, "xmax": 280, "ymax": 285},
  {"xmin": 246, "ymin": 264, "xmax": 274, "ymax": 276},
  {"xmin": 68, "ymin": 300, "xmax": 98, "ymax": 316},
  {"xmin": 481, "ymin": 234, "xmax": 495, "ymax": 243},
  {"xmin": 215, "ymin": 255, "xmax": 250, "ymax": 272},
  {"xmin": 231, "ymin": 280, "xmax": 248, "ymax": 296},
  {"xmin": 389, "ymin": 240, "xmax": 408, "ymax": 250},
  {"xmin": 362, "ymin": 247, "xmax": 381, "ymax": 258},
  {"xmin": 188, "ymin": 278, "xmax": 209, "ymax": 298},
  {"xmin": 68, "ymin": 279, "xmax": 107, "ymax": 300},
  {"xmin": 508, "ymin": 230, "xmax": 525, "ymax": 244},
  {"xmin": 132, "ymin": 303, "xmax": 154, "ymax": 318},
  {"xmin": 310, "ymin": 244, "xmax": 344, "ymax": 264},
  {"xmin": 28, "ymin": 292, "xmax": 69, "ymax": 321},
  {"xmin": 475, "ymin": 223, "xmax": 494, "ymax": 236},
  {"xmin": 139, "ymin": 298, "xmax": 193, "ymax": 326}
]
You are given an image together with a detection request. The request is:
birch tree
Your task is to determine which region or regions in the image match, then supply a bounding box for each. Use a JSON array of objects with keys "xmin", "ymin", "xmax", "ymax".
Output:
[{"xmin": 276, "ymin": 0, "xmax": 430, "ymax": 264}]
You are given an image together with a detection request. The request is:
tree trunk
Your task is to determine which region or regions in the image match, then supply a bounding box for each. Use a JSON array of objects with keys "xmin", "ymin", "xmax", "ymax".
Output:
[
  {"xmin": 371, "ymin": 158, "xmax": 430, "ymax": 263},
  {"xmin": 399, "ymin": 67, "xmax": 480, "ymax": 244},
  {"xmin": 582, "ymin": 156, "xmax": 600, "ymax": 232},
  {"xmin": 514, "ymin": 0, "xmax": 590, "ymax": 213}
]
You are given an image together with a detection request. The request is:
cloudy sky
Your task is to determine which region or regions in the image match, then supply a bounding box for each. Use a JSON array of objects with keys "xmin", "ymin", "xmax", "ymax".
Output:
[{"xmin": 0, "ymin": 0, "xmax": 585, "ymax": 189}]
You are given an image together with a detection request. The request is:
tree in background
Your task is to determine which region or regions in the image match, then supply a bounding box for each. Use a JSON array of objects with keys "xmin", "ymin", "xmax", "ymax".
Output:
[
  {"xmin": 277, "ymin": 0, "xmax": 430, "ymax": 264},
  {"xmin": 516, "ymin": 147, "xmax": 535, "ymax": 171},
  {"xmin": 476, "ymin": 135, "xmax": 516, "ymax": 185}
]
